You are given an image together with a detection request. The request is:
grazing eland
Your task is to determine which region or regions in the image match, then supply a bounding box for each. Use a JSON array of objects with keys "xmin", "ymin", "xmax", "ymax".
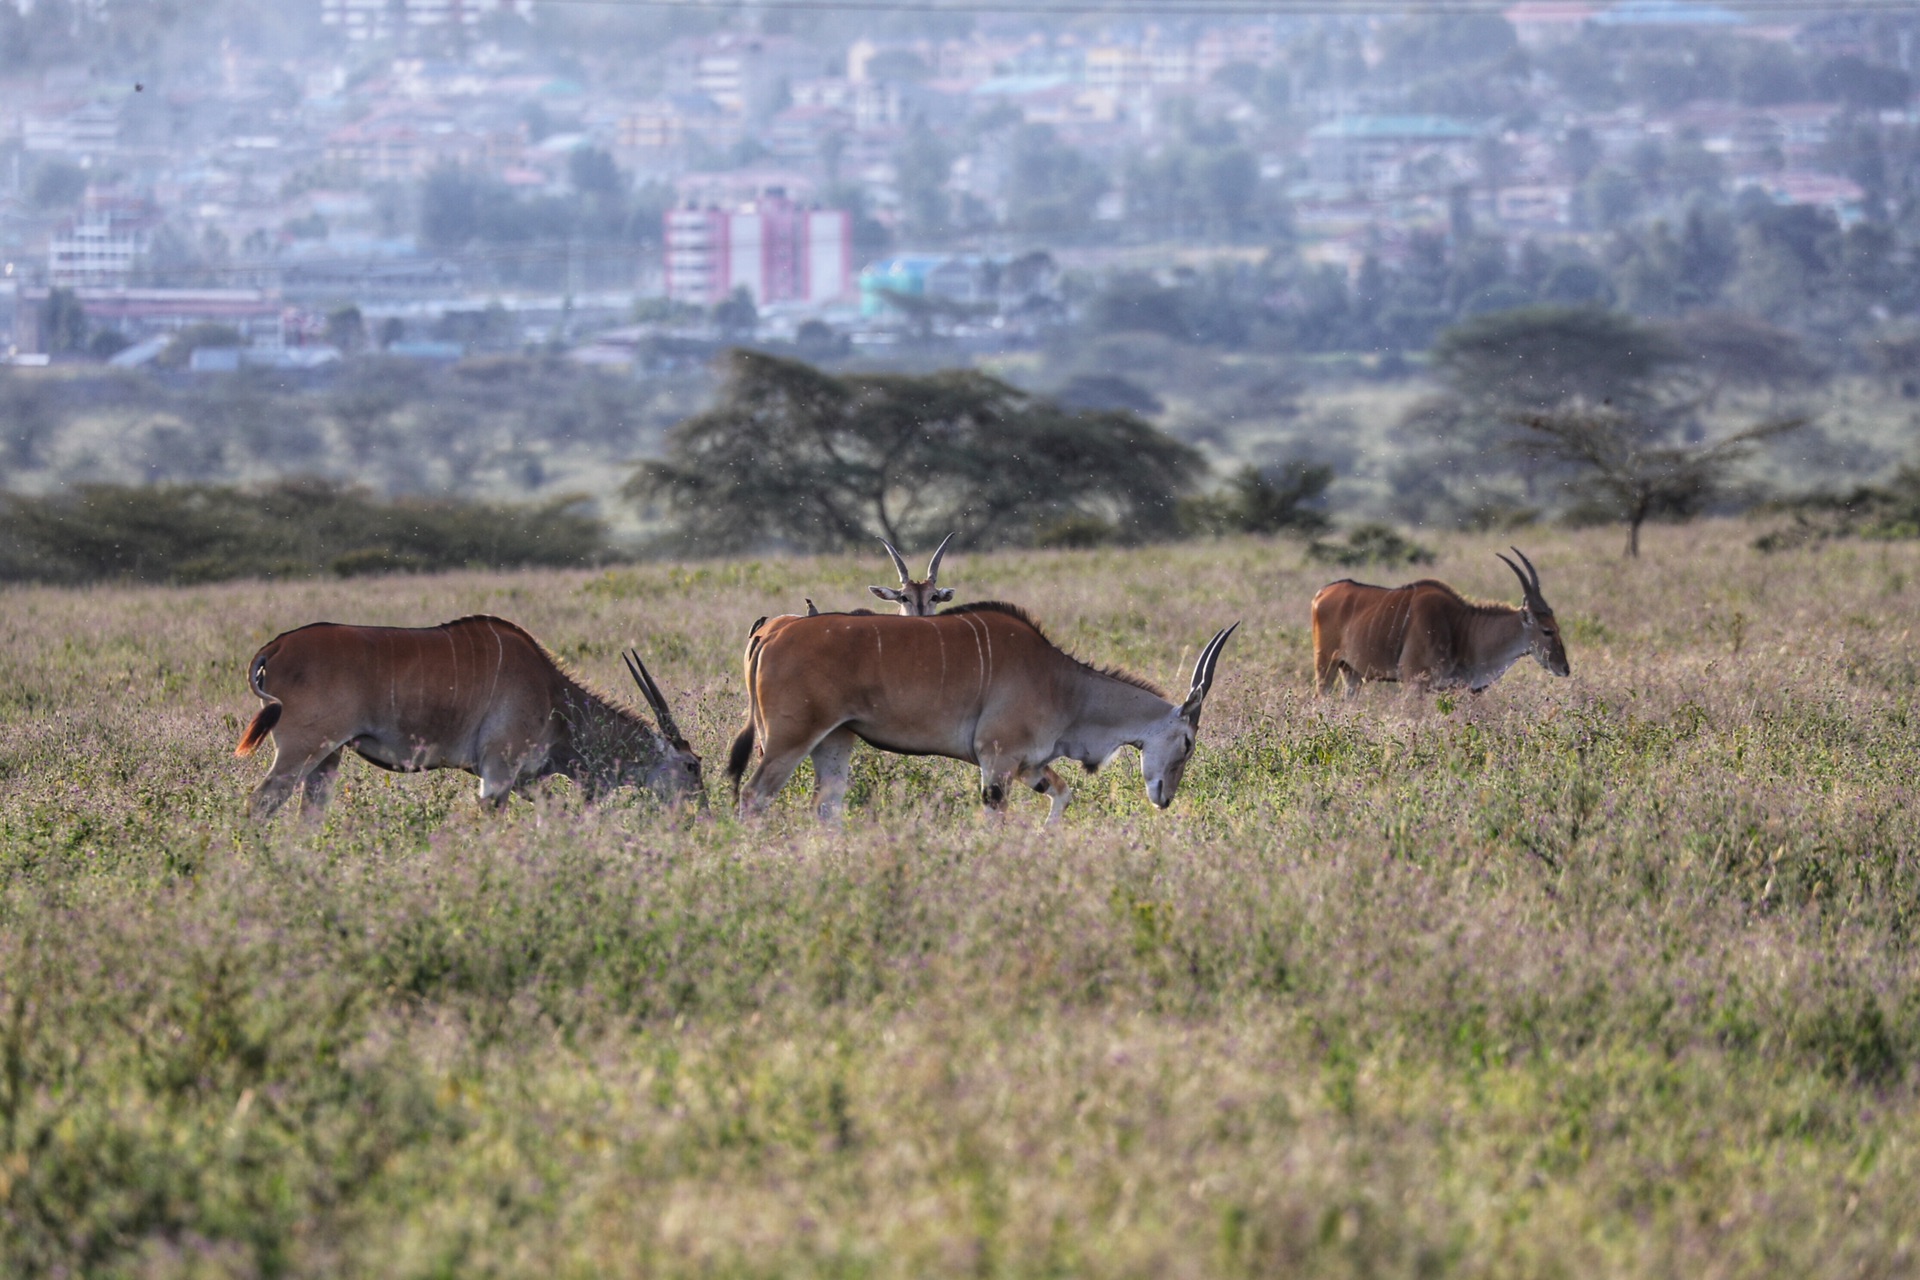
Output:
[
  {"xmin": 235, "ymin": 615, "xmax": 704, "ymax": 821},
  {"xmin": 726, "ymin": 603, "xmax": 1237, "ymax": 823},
  {"xmin": 1310, "ymin": 547, "xmax": 1570, "ymax": 696}
]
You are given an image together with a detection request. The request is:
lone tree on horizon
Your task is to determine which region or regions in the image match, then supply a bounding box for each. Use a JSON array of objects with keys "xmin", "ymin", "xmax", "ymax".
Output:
[
  {"xmin": 1516, "ymin": 400, "xmax": 1805, "ymax": 557},
  {"xmin": 630, "ymin": 349, "xmax": 1203, "ymax": 554}
]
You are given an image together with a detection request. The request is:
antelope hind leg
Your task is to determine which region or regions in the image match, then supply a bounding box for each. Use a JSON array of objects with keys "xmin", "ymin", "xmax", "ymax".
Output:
[
  {"xmin": 298, "ymin": 748, "xmax": 345, "ymax": 823},
  {"xmin": 739, "ymin": 733, "xmax": 821, "ymax": 817},
  {"xmin": 809, "ymin": 727, "xmax": 858, "ymax": 824},
  {"xmin": 1315, "ymin": 649, "xmax": 1341, "ymax": 696},
  {"xmin": 248, "ymin": 742, "xmax": 330, "ymax": 824},
  {"xmin": 477, "ymin": 753, "xmax": 526, "ymax": 809}
]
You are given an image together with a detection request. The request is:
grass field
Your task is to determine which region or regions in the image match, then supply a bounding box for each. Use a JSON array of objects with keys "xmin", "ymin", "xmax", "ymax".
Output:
[{"xmin": 3, "ymin": 522, "xmax": 1918, "ymax": 1277}]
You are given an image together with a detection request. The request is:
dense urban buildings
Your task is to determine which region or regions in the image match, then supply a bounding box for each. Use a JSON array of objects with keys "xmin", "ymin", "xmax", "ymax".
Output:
[{"xmin": 0, "ymin": 1, "xmax": 1911, "ymax": 359}]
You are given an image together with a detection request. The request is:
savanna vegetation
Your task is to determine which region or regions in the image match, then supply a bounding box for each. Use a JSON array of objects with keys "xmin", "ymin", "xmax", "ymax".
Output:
[
  {"xmin": 0, "ymin": 480, "xmax": 610, "ymax": 584},
  {"xmin": 3, "ymin": 524, "xmax": 1919, "ymax": 1275},
  {"xmin": 0, "ymin": 357, "xmax": 705, "ymax": 513}
]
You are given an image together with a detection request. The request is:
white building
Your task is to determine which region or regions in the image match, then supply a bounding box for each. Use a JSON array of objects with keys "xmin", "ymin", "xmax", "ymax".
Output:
[
  {"xmin": 321, "ymin": 0, "xmax": 529, "ymax": 42},
  {"xmin": 665, "ymin": 195, "xmax": 852, "ymax": 310},
  {"xmin": 48, "ymin": 207, "xmax": 156, "ymax": 289}
]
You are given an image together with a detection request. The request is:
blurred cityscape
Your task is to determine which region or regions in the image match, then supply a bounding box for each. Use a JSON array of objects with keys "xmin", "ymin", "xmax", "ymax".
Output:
[{"xmin": 0, "ymin": 0, "xmax": 1912, "ymax": 367}]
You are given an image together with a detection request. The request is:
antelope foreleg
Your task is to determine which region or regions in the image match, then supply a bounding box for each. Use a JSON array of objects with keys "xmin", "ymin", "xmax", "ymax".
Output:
[
  {"xmin": 977, "ymin": 754, "xmax": 1020, "ymax": 816},
  {"xmin": 1023, "ymin": 763, "xmax": 1072, "ymax": 825}
]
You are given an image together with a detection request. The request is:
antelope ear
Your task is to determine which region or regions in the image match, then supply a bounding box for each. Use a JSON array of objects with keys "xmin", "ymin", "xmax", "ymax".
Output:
[
  {"xmin": 932, "ymin": 587, "xmax": 955, "ymax": 603},
  {"xmin": 869, "ymin": 585, "xmax": 902, "ymax": 601}
]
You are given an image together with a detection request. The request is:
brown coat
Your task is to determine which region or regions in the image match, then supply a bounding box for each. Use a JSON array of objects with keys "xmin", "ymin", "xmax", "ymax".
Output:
[
  {"xmin": 236, "ymin": 615, "xmax": 701, "ymax": 821},
  {"xmin": 727, "ymin": 603, "xmax": 1234, "ymax": 822},
  {"xmin": 1311, "ymin": 558, "xmax": 1569, "ymax": 696}
]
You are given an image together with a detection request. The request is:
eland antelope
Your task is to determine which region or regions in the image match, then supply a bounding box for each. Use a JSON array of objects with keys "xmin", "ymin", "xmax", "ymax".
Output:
[
  {"xmin": 726, "ymin": 603, "xmax": 1237, "ymax": 822},
  {"xmin": 801, "ymin": 533, "xmax": 957, "ymax": 617},
  {"xmin": 235, "ymin": 615, "xmax": 704, "ymax": 821},
  {"xmin": 1311, "ymin": 547, "xmax": 1569, "ymax": 696},
  {"xmin": 869, "ymin": 533, "xmax": 957, "ymax": 615}
]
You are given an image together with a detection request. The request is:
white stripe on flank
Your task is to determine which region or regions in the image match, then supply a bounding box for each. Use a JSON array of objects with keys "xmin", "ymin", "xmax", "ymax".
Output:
[
  {"xmin": 958, "ymin": 613, "xmax": 986, "ymax": 695},
  {"xmin": 484, "ymin": 624, "xmax": 503, "ymax": 716}
]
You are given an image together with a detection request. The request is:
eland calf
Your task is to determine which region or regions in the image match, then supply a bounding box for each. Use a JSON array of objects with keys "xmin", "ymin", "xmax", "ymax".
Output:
[
  {"xmin": 1311, "ymin": 548, "xmax": 1570, "ymax": 696},
  {"xmin": 727, "ymin": 603, "xmax": 1236, "ymax": 823},
  {"xmin": 235, "ymin": 614, "xmax": 704, "ymax": 821}
]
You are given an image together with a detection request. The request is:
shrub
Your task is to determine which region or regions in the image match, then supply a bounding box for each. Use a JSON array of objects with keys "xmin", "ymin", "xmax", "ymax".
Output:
[
  {"xmin": 1754, "ymin": 467, "xmax": 1920, "ymax": 552},
  {"xmin": 0, "ymin": 481, "xmax": 613, "ymax": 585},
  {"xmin": 1178, "ymin": 463, "xmax": 1332, "ymax": 538},
  {"xmin": 1307, "ymin": 522, "xmax": 1435, "ymax": 569}
]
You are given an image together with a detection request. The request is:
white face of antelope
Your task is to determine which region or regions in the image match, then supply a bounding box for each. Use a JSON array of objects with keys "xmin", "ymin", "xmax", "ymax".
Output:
[
  {"xmin": 868, "ymin": 581, "xmax": 955, "ymax": 616},
  {"xmin": 871, "ymin": 534, "xmax": 955, "ymax": 616},
  {"xmin": 1141, "ymin": 709, "xmax": 1200, "ymax": 810}
]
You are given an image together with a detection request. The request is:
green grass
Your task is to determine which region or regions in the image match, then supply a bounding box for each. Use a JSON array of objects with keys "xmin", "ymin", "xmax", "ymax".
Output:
[{"xmin": 2, "ymin": 523, "xmax": 1919, "ymax": 1276}]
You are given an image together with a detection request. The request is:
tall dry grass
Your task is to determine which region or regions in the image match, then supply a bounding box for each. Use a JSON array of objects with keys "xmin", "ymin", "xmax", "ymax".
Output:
[{"xmin": 2, "ymin": 522, "xmax": 1917, "ymax": 1277}]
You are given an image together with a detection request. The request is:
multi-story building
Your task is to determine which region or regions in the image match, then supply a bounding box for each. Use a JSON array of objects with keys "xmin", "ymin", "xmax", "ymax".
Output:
[
  {"xmin": 664, "ymin": 35, "xmax": 820, "ymax": 121},
  {"xmin": 23, "ymin": 101, "xmax": 122, "ymax": 157},
  {"xmin": 321, "ymin": 0, "xmax": 527, "ymax": 41},
  {"xmin": 48, "ymin": 203, "xmax": 159, "ymax": 288},
  {"xmin": 617, "ymin": 95, "xmax": 742, "ymax": 154},
  {"xmin": 1308, "ymin": 115, "xmax": 1483, "ymax": 197},
  {"xmin": 324, "ymin": 114, "xmax": 510, "ymax": 180},
  {"xmin": 664, "ymin": 194, "xmax": 851, "ymax": 309}
]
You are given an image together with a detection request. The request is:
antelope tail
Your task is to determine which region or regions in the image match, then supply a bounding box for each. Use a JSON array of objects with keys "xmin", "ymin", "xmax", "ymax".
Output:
[
  {"xmin": 235, "ymin": 649, "xmax": 282, "ymax": 757},
  {"xmin": 725, "ymin": 721, "xmax": 755, "ymax": 799},
  {"xmin": 235, "ymin": 703, "xmax": 281, "ymax": 757},
  {"xmin": 726, "ymin": 624, "xmax": 770, "ymax": 801}
]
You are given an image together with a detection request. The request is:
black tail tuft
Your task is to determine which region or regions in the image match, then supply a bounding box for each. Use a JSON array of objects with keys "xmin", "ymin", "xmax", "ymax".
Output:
[{"xmin": 725, "ymin": 723, "xmax": 755, "ymax": 800}]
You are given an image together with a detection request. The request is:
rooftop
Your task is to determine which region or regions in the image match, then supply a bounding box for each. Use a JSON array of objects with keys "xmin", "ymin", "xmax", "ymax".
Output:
[
  {"xmin": 1592, "ymin": 0, "xmax": 1744, "ymax": 26},
  {"xmin": 1308, "ymin": 115, "xmax": 1482, "ymax": 141}
]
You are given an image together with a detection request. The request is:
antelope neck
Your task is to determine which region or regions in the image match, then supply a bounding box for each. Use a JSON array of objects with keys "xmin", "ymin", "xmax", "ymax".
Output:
[
  {"xmin": 1465, "ymin": 609, "xmax": 1532, "ymax": 689},
  {"xmin": 1059, "ymin": 668, "xmax": 1176, "ymax": 762}
]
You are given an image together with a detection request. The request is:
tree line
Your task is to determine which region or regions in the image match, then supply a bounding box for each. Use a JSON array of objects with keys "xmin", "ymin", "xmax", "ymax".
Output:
[{"xmin": 0, "ymin": 303, "xmax": 1908, "ymax": 586}]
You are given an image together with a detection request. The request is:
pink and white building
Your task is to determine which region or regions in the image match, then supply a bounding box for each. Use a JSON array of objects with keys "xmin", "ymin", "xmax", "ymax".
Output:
[{"xmin": 664, "ymin": 194, "xmax": 853, "ymax": 309}]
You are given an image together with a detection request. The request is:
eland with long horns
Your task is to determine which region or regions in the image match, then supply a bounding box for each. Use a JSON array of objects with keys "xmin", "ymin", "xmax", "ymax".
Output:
[
  {"xmin": 1310, "ymin": 548, "xmax": 1570, "ymax": 696},
  {"xmin": 235, "ymin": 615, "xmax": 704, "ymax": 821},
  {"xmin": 727, "ymin": 603, "xmax": 1237, "ymax": 823}
]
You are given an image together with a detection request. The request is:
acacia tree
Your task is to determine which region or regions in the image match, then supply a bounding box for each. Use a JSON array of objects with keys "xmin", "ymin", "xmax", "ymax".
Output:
[
  {"xmin": 630, "ymin": 349, "xmax": 1203, "ymax": 553},
  {"xmin": 1516, "ymin": 400, "xmax": 1805, "ymax": 557},
  {"xmin": 1412, "ymin": 306, "xmax": 1815, "ymax": 530},
  {"xmin": 1431, "ymin": 305, "xmax": 1683, "ymax": 412}
]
